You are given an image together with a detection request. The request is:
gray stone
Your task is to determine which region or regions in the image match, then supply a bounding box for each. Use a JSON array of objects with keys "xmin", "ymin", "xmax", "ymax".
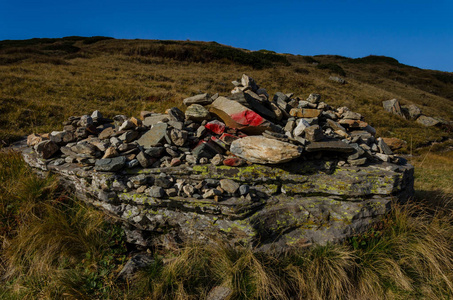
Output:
[
  {"xmin": 342, "ymin": 111, "xmax": 362, "ymax": 120},
  {"xmin": 416, "ymin": 115, "xmax": 441, "ymax": 127},
  {"xmin": 91, "ymin": 110, "xmax": 103, "ymax": 119},
  {"xmin": 207, "ymin": 286, "xmax": 233, "ymax": 300},
  {"xmin": 119, "ymin": 120, "xmax": 135, "ymax": 132},
  {"xmin": 143, "ymin": 114, "xmax": 169, "ymax": 127},
  {"xmin": 305, "ymin": 140, "xmax": 354, "ymax": 153},
  {"xmin": 402, "ymin": 104, "xmax": 422, "ymax": 120},
  {"xmin": 329, "ymin": 76, "xmax": 346, "ymax": 84},
  {"xmin": 185, "ymin": 104, "xmax": 211, "ymax": 122},
  {"xmin": 94, "ymin": 156, "xmax": 126, "ymax": 172},
  {"xmin": 183, "ymin": 93, "xmax": 212, "ymax": 106},
  {"xmin": 119, "ymin": 130, "xmax": 139, "ymax": 143},
  {"xmin": 220, "ymin": 179, "xmax": 240, "ymax": 194},
  {"xmin": 71, "ymin": 141, "xmax": 97, "ymax": 156},
  {"xmin": 183, "ymin": 184, "xmax": 195, "ymax": 197},
  {"xmin": 144, "ymin": 147, "xmax": 165, "ymax": 158},
  {"xmin": 293, "ymin": 119, "xmax": 310, "ymax": 137},
  {"xmin": 378, "ymin": 138, "xmax": 393, "ymax": 155},
  {"xmin": 118, "ymin": 254, "xmax": 154, "ymax": 281},
  {"xmin": 79, "ymin": 115, "xmax": 93, "ymax": 127},
  {"xmin": 127, "ymin": 159, "xmax": 139, "ymax": 168},
  {"xmin": 34, "ymin": 140, "xmax": 59, "ymax": 159},
  {"xmin": 50, "ymin": 131, "xmax": 76, "ymax": 144},
  {"xmin": 170, "ymin": 129, "xmax": 188, "ymax": 147},
  {"xmin": 241, "ymin": 74, "xmax": 259, "ymax": 91},
  {"xmin": 203, "ymin": 189, "xmax": 222, "ymax": 199},
  {"xmin": 306, "ymin": 93, "xmax": 321, "ymax": 104},
  {"xmin": 231, "ymin": 136, "xmax": 302, "ymax": 164},
  {"xmin": 239, "ymin": 184, "xmax": 250, "ymax": 195},
  {"xmin": 211, "ymin": 154, "xmax": 224, "ymax": 166},
  {"xmin": 167, "ymin": 107, "xmax": 185, "ymax": 122},
  {"xmin": 155, "ymin": 176, "xmax": 173, "ymax": 189},
  {"xmin": 99, "ymin": 127, "xmax": 115, "ymax": 140},
  {"xmin": 149, "ymin": 186, "xmax": 165, "ymax": 198},
  {"xmin": 304, "ymin": 125, "xmax": 324, "ymax": 142},
  {"xmin": 273, "ymin": 92, "xmax": 289, "ymax": 103},
  {"xmin": 383, "ymin": 99, "xmax": 404, "ymax": 117},
  {"xmin": 137, "ymin": 123, "xmax": 168, "ymax": 148}
]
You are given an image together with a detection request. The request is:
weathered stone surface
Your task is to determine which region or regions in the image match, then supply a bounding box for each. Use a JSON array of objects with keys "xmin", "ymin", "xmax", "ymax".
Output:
[
  {"xmin": 34, "ymin": 140, "xmax": 59, "ymax": 159},
  {"xmin": 231, "ymin": 136, "xmax": 302, "ymax": 164},
  {"xmin": 289, "ymin": 108, "xmax": 322, "ymax": 118},
  {"xmin": 383, "ymin": 99, "xmax": 404, "ymax": 117},
  {"xmin": 416, "ymin": 115, "xmax": 440, "ymax": 127},
  {"xmin": 137, "ymin": 123, "xmax": 168, "ymax": 148},
  {"xmin": 183, "ymin": 93, "xmax": 212, "ymax": 106},
  {"xmin": 402, "ymin": 104, "xmax": 422, "ymax": 120},
  {"xmin": 304, "ymin": 125, "xmax": 324, "ymax": 142},
  {"xmin": 27, "ymin": 133, "xmax": 43, "ymax": 146},
  {"xmin": 118, "ymin": 254, "xmax": 154, "ymax": 281},
  {"xmin": 306, "ymin": 93, "xmax": 321, "ymax": 104},
  {"xmin": 382, "ymin": 137, "xmax": 407, "ymax": 150},
  {"xmin": 219, "ymin": 179, "xmax": 240, "ymax": 194},
  {"xmin": 185, "ymin": 104, "xmax": 211, "ymax": 122},
  {"xmin": 143, "ymin": 114, "xmax": 168, "ymax": 127},
  {"xmin": 94, "ymin": 156, "xmax": 126, "ymax": 172},
  {"xmin": 305, "ymin": 140, "xmax": 354, "ymax": 153},
  {"xmin": 99, "ymin": 127, "xmax": 115, "ymax": 140},
  {"xmin": 207, "ymin": 286, "xmax": 233, "ymax": 300},
  {"xmin": 210, "ymin": 96, "xmax": 275, "ymax": 134},
  {"xmin": 329, "ymin": 76, "xmax": 346, "ymax": 84},
  {"xmin": 16, "ymin": 139, "xmax": 414, "ymax": 252}
]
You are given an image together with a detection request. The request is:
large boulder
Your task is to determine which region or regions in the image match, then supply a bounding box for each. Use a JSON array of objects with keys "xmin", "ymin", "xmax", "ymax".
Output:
[
  {"xmin": 383, "ymin": 99, "xmax": 404, "ymax": 117},
  {"xmin": 230, "ymin": 136, "xmax": 302, "ymax": 164}
]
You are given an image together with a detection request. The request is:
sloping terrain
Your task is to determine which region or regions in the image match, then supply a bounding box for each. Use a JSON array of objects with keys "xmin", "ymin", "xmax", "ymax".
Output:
[{"xmin": 0, "ymin": 37, "xmax": 452, "ymax": 151}]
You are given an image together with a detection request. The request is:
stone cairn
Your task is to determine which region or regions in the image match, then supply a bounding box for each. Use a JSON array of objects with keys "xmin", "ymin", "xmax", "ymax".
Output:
[{"xmin": 20, "ymin": 74, "xmax": 414, "ymax": 251}]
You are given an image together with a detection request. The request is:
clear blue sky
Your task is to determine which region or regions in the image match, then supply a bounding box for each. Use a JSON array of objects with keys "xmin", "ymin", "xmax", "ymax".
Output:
[{"xmin": 1, "ymin": 0, "xmax": 452, "ymax": 72}]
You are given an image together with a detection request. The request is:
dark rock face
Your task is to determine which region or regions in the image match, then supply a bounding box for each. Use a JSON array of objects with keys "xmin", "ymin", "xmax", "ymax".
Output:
[{"xmin": 16, "ymin": 140, "xmax": 414, "ymax": 252}]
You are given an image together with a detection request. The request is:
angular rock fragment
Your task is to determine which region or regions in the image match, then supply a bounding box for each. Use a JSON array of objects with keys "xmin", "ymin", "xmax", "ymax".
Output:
[
  {"xmin": 230, "ymin": 136, "xmax": 302, "ymax": 164},
  {"xmin": 210, "ymin": 96, "xmax": 275, "ymax": 134},
  {"xmin": 34, "ymin": 140, "xmax": 59, "ymax": 159},
  {"xmin": 143, "ymin": 114, "xmax": 169, "ymax": 127},
  {"xmin": 289, "ymin": 108, "xmax": 322, "ymax": 118},
  {"xmin": 94, "ymin": 156, "xmax": 126, "ymax": 172},
  {"xmin": 416, "ymin": 115, "xmax": 441, "ymax": 127},
  {"xmin": 219, "ymin": 179, "xmax": 240, "ymax": 194},
  {"xmin": 183, "ymin": 93, "xmax": 212, "ymax": 106},
  {"xmin": 185, "ymin": 104, "xmax": 211, "ymax": 122},
  {"xmin": 383, "ymin": 99, "xmax": 404, "ymax": 117},
  {"xmin": 137, "ymin": 123, "xmax": 168, "ymax": 148}
]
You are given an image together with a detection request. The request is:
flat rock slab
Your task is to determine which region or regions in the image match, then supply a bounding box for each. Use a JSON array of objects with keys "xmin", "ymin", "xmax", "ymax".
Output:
[
  {"xmin": 14, "ymin": 139, "xmax": 414, "ymax": 252},
  {"xmin": 305, "ymin": 140, "xmax": 354, "ymax": 153},
  {"xmin": 95, "ymin": 156, "xmax": 126, "ymax": 172},
  {"xmin": 230, "ymin": 136, "xmax": 302, "ymax": 164},
  {"xmin": 137, "ymin": 123, "xmax": 168, "ymax": 148}
]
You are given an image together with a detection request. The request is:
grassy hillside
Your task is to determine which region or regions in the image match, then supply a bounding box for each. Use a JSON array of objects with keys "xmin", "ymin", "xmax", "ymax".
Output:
[
  {"xmin": 0, "ymin": 36, "xmax": 452, "ymax": 150},
  {"xmin": 0, "ymin": 37, "xmax": 452, "ymax": 299}
]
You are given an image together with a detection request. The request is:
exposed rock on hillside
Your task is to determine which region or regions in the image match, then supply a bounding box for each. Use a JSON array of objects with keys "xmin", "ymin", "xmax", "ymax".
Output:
[{"xmin": 17, "ymin": 74, "xmax": 415, "ymax": 251}]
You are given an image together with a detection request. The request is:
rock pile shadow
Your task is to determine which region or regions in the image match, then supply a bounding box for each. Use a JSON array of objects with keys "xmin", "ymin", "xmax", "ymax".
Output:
[{"xmin": 15, "ymin": 74, "xmax": 414, "ymax": 252}]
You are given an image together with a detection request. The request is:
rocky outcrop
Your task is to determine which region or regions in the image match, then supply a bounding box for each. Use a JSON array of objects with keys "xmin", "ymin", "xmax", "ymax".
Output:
[{"xmin": 16, "ymin": 74, "xmax": 415, "ymax": 252}]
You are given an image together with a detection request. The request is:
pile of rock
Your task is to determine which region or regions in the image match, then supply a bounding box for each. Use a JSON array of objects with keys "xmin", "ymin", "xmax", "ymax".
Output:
[
  {"xmin": 29, "ymin": 74, "xmax": 400, "ymax": 172},
  {"xmin": 19, "ymin": 75, "xmax": 415, "ymax": 250},
  {"xmin": 382, "ymin": 98, "xmax": 444, "ymax": 127}
]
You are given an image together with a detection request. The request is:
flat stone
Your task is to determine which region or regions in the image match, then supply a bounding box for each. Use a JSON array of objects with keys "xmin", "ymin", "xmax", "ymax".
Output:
[
  {"xmin": 102, "ymin": 146, "xmax": 118, "ymax": 159},
  {"xmin": 305, "ymin": 140, "xmax": 354, "ymax": 153},
  {"xmin": 230, "ymin": 136, "xmax": 302, "ymax": 164},
  {"xmin": 416, "ymin": 115, "xmax": 440, "ymax": 127},
  {"xmin": 342, "ymin": 111, "xmax": 362, "ymax": 120},
  {"xmin": 170, "ymin": 128, "xmax": 188, "ymax": 147},
  {"xmin": 94, "ymin": 156, "xmax": 126, "ymax": 172},
  {"xmin": 118, "ymin": 254, "xmax": 154, "ymax": 281},
  {"xmin": 382, "ymin": 137, "xmax": 407, "ymax": 150},
  {"xmin": 143, "ymin": 114, "xmax": 169, "ymax": 127},
  {"xmin": 207, "ymin": 286, "xmax": 233, "ymax": 300},
  {"xmin": 183, "ymin": 93, "xmax": 212, "ymax": 106},
  {"xmin": 329, "ymin": 76, "xmax": 346, "ymax": 84},
  {"xmin": 137, "ymin": 123, "xmax": 168, "ymax": 148},
  {"xmin": 220, "ymin": 179, "xmax": 240, "ymax": 194},
  {"xmin": 289, "ymin": 108, "xmax": 322, "ymax": 118},
  {"xmin": 119, "ymin": 130, "xmax": 139, "ymax": 143},
  {"xmin": 99, "ymin": 127, "xmax": 115, "ymax": 140},
  {"xmin": 241, "ymin": 74, "xmax": 259, "ymax": 91},
  {"xmin": 140, "ymin": 111, "xmax": 152, "ymax": 120},
  {"xmin": 185, "ymin": 104, "xmax": 211, "ymax": 122}
]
